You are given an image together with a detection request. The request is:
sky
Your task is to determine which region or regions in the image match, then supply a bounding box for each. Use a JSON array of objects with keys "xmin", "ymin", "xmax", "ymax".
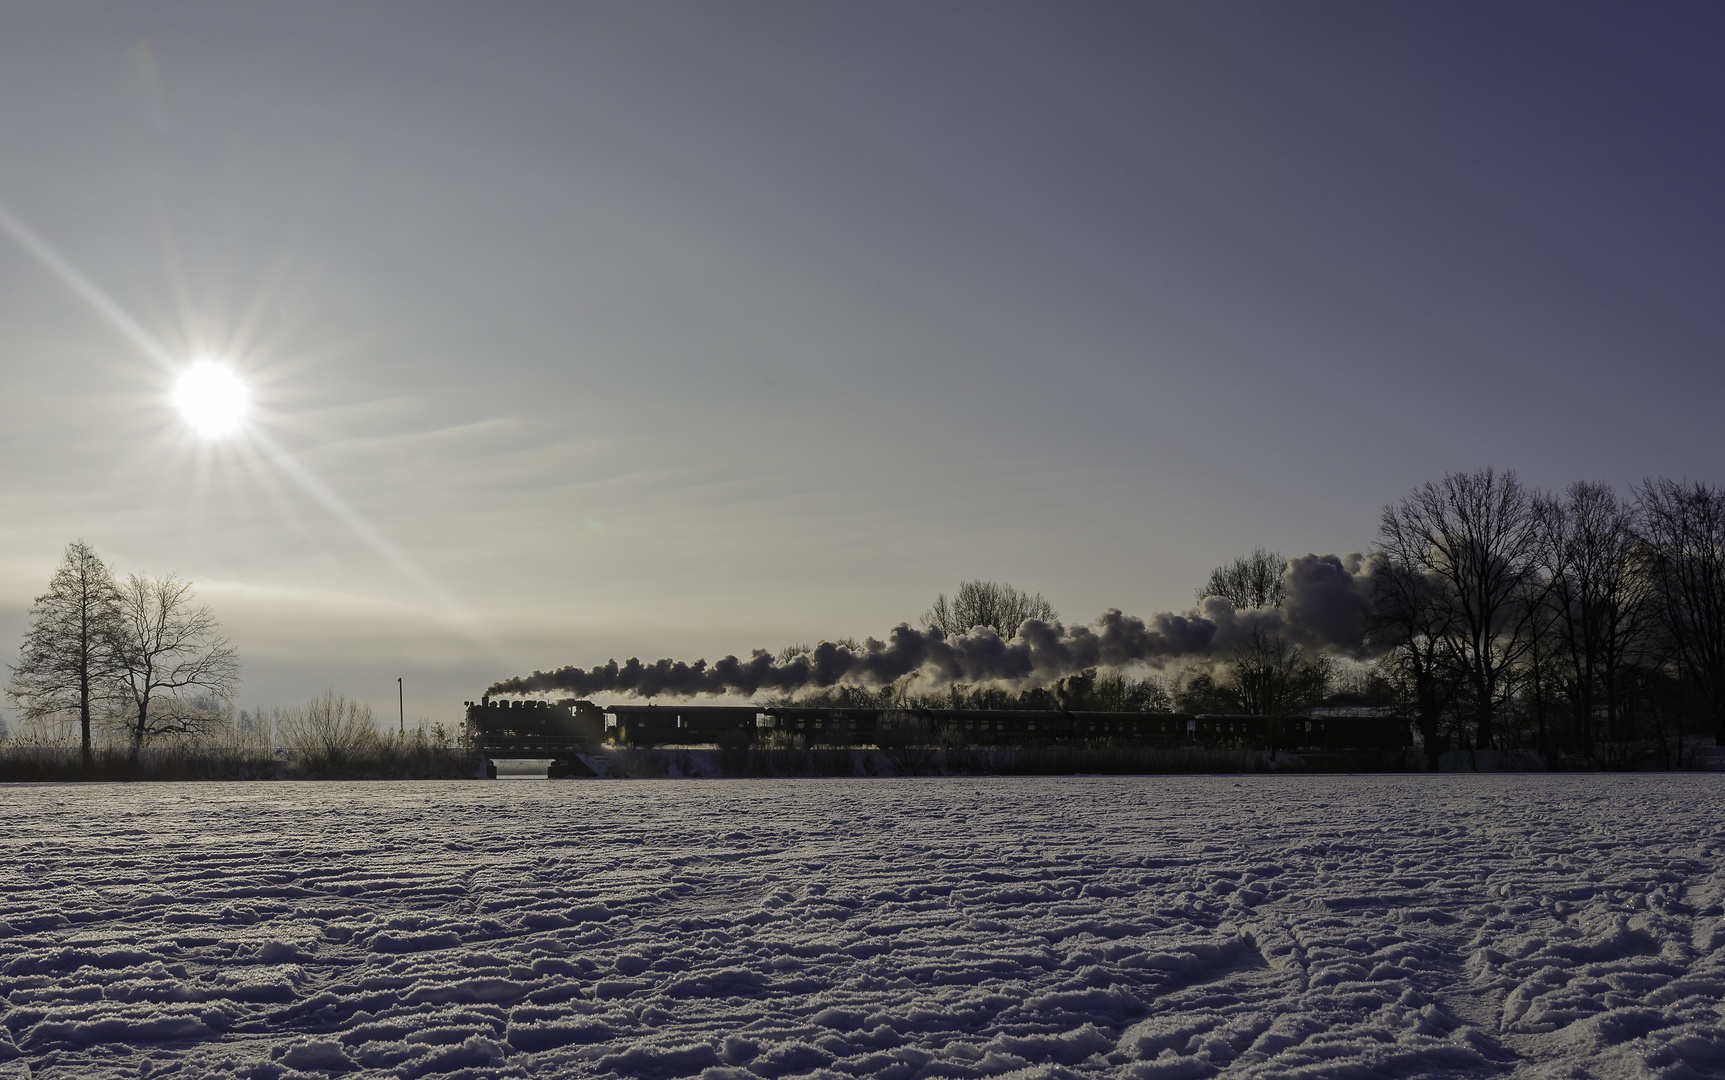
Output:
[{"xmin": 1, "ymin": 2, "xmax": 1722, "ymax": 724}]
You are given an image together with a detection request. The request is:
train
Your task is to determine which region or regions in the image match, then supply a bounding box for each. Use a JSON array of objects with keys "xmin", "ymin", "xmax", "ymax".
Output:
[{"xmin": 463, "ymin": 698, "xmax": 1411, "ymax": 754}]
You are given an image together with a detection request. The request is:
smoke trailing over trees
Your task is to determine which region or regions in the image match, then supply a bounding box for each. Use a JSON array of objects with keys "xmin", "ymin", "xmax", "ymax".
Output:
[
  {"xmin": 486, "ymin": 557, "xmax": 1376, "ymax": 700},
  {"xmin": 490, "ymin": 469, "xmax": 1725, "ymax": 765}
]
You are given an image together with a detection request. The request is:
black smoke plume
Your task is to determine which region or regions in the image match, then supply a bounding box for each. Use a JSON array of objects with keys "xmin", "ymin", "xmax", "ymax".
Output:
[{"xmin": 486, "ymin": 553, "xmax": 1375, "ymax": 700}]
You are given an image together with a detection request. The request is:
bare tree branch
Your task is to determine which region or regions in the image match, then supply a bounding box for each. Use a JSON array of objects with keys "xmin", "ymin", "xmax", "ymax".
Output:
[
  {"xmin": 1378, "ymin": 469, "xmax": 1545, "ymax": 750},
  {"xmin": 1636, "ymin": 478, "xmax": 1725, "ymax": 746},
  {"xmin": 107, "ymin": 573, "xmax": 241, "ymax": 760},
  {"xmin": 921, "ymin": 580, "xmax": 1058, "ymax": 639},
  {"xmin": 1195, "ymin": 549, "xmax": 1287, "ymax": 610}
]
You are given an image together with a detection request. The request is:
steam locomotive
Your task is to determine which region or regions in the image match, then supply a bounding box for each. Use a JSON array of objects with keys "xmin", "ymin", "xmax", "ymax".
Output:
[{"xmin": 463, "ymin": 698, "xmax": 1410, "ymax": 754}]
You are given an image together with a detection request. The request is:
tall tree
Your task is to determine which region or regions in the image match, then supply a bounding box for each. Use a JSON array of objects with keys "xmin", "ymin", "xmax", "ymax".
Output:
[
  {"xmin": 1541, "ymin": 482, "xmax": 1651, "ymax": 755},
  {"xmin": 1364, "ymin": 552, "xmax": 1459, "ymax": 766},
  {"xmin": 1226, "ymin": 628, "xmax": 1330, "ymax": 715},
  {"xmin": 6, "ymin": 541, "xmax": 121, "ymax": 766},
  {"xmin": 1195, "ymin": 548, "xmax": 1287, "ymax": 609},
  {"xmin": 1637, "ymin": 478, "xmax": 1725, "ymax": 745},
  {"xmin": 922, "ymin": 580, "xmax": 1057, "ymax": 639},
  {"xmin": 107, "ymin": 573, "xmax": 241, "ymax": 761},
  {"xmin": 1515, "ymin": 571, "xmax": 1564, "ymax": 760},
  {"xmin": 1380, "ymin": 469, "xmax": 1544, "ymax": 750}
]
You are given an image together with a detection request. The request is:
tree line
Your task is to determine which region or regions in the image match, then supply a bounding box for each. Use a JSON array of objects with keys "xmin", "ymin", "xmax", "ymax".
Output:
[
  {"xmin": 21, "ymin": 469, "xmax": 1723, "ymax": 772},
  {"xmin": 816, "ymin": 471, "xmax": 1725, "ymax": 768},
  {"xmin": 1368, "ymin": 471, "xmax": 1725, "ymax": 766},
  {"xmin": 4, "ymin": 541, "xmax": 239, "ymax": 765}
]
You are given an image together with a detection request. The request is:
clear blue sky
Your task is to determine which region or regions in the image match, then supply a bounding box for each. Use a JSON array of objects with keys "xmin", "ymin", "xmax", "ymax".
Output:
[{"xmin": 1, "ymin": 3, "xmax": 1720, "ymax": 721}]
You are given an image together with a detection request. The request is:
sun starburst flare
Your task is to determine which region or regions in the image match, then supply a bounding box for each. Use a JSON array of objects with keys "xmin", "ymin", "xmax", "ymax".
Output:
[{"xmin": 172, "ymin": 361, "xmax": 250, "ymax": 437}]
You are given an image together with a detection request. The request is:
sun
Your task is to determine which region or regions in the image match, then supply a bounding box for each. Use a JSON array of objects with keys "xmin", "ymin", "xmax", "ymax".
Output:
[{"xmin": 173, "ymin": 361, "xmax": 250, "ymax": 437}]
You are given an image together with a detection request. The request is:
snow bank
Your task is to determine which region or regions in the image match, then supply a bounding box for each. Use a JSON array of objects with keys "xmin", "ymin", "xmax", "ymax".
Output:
[{"xmin": 1, "ymin": 775, "xmax": 1723, "ymax": 1077}]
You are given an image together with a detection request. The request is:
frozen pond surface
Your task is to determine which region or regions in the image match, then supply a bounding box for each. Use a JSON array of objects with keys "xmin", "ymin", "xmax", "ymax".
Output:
[{"xmin": 3, "ymin": 775, "xmax": 1725, "ymax": 1079}]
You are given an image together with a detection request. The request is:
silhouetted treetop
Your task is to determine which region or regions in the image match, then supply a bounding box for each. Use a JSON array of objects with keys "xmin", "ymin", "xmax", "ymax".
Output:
[
  {"xmin": 1196, "ymin": 549, "xmax": 1287, "ymax": 610},
  {"xmin": 922, "ymin": 580, "xmax": 1058, "ymax": 639}
]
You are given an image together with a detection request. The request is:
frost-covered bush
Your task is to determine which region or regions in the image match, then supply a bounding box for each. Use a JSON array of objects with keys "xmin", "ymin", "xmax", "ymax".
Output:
[{"xmin": 277, "ymin": 692, "xmax": 381, "ymax": 768}]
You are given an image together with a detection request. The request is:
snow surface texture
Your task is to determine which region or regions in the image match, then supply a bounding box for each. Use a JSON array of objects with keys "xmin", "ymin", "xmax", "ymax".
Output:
[{"xmin": 2, "ymin": 776, "xmax": 1725, "ymax": 1079}]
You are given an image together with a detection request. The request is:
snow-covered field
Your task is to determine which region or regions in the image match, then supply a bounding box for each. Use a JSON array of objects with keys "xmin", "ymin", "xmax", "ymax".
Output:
[{"xmin": 2, "ymin": 776, "xmax": 1724, "ymax": 1080}]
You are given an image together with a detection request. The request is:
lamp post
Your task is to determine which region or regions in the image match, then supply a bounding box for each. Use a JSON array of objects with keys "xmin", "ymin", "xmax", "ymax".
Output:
[{"xmin": 398, "ymin": 677, "xmax": 404, "ymax": 737}]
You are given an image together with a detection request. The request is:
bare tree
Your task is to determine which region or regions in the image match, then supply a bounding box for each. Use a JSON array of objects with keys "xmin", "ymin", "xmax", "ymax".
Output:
[
  {"xmin": 776, "ymin": 638, "xmax": 861, "ymax": 663},
  {"xmin": 1515, "ymin": 569, "xmax": 1565, "ymax": 761},
  {"xmin": 107, "ymin": 573, "xmax": 241, "ymax": 761},
  {"xmin": 1540, "ymin": 482, "xmax": 1652, "ymax": 756},
  {"xmin": 1365, "ymin": 550, "xmax": 1460, "ymax": 767},
  {"xmin": 1226, "ymin": 628, "xmax": 1330, "ymax": 715},
  {"xmin": 6, "ymin": 541, "xmax": 122, "ymax": 766},
  {"xmin": 922, "ymin": 580, "xmax": 1057, "ymax": 638},
  {"xmin": 1049, "ymin": 668, "xmax": 1171, "ymax": 712},
  {"xmin": 1637, "ymin": 478, "xmax": 1725, "ymax": 745},
  {"xmin": 1172, "ymin": 665, "xmax": 1231, "ymax": 714},
  {"xmin": 1380, "ymin": 469, "xmax": 1544, "ymax": 750},
  {"xmin": 1195, "ymin": 548, "xmax": 1286, "ymax": 609}
]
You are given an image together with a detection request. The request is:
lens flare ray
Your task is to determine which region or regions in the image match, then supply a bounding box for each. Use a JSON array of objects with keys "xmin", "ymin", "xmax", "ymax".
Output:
[{"xmin": 0, "ymin": 199, "xmax": 177, "ymax": 371}]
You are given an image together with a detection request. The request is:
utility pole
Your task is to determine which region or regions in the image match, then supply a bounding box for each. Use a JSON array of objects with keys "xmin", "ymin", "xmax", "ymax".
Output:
[{"xmin": 398, "ymin": 677, "xmax": 404, "ymax": 737}]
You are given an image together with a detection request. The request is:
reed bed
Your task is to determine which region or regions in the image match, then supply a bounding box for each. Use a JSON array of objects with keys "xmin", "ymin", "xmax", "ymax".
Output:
[{"xmin": 0, "ymin": 738, "xmax": 477, "ymax": 782}]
